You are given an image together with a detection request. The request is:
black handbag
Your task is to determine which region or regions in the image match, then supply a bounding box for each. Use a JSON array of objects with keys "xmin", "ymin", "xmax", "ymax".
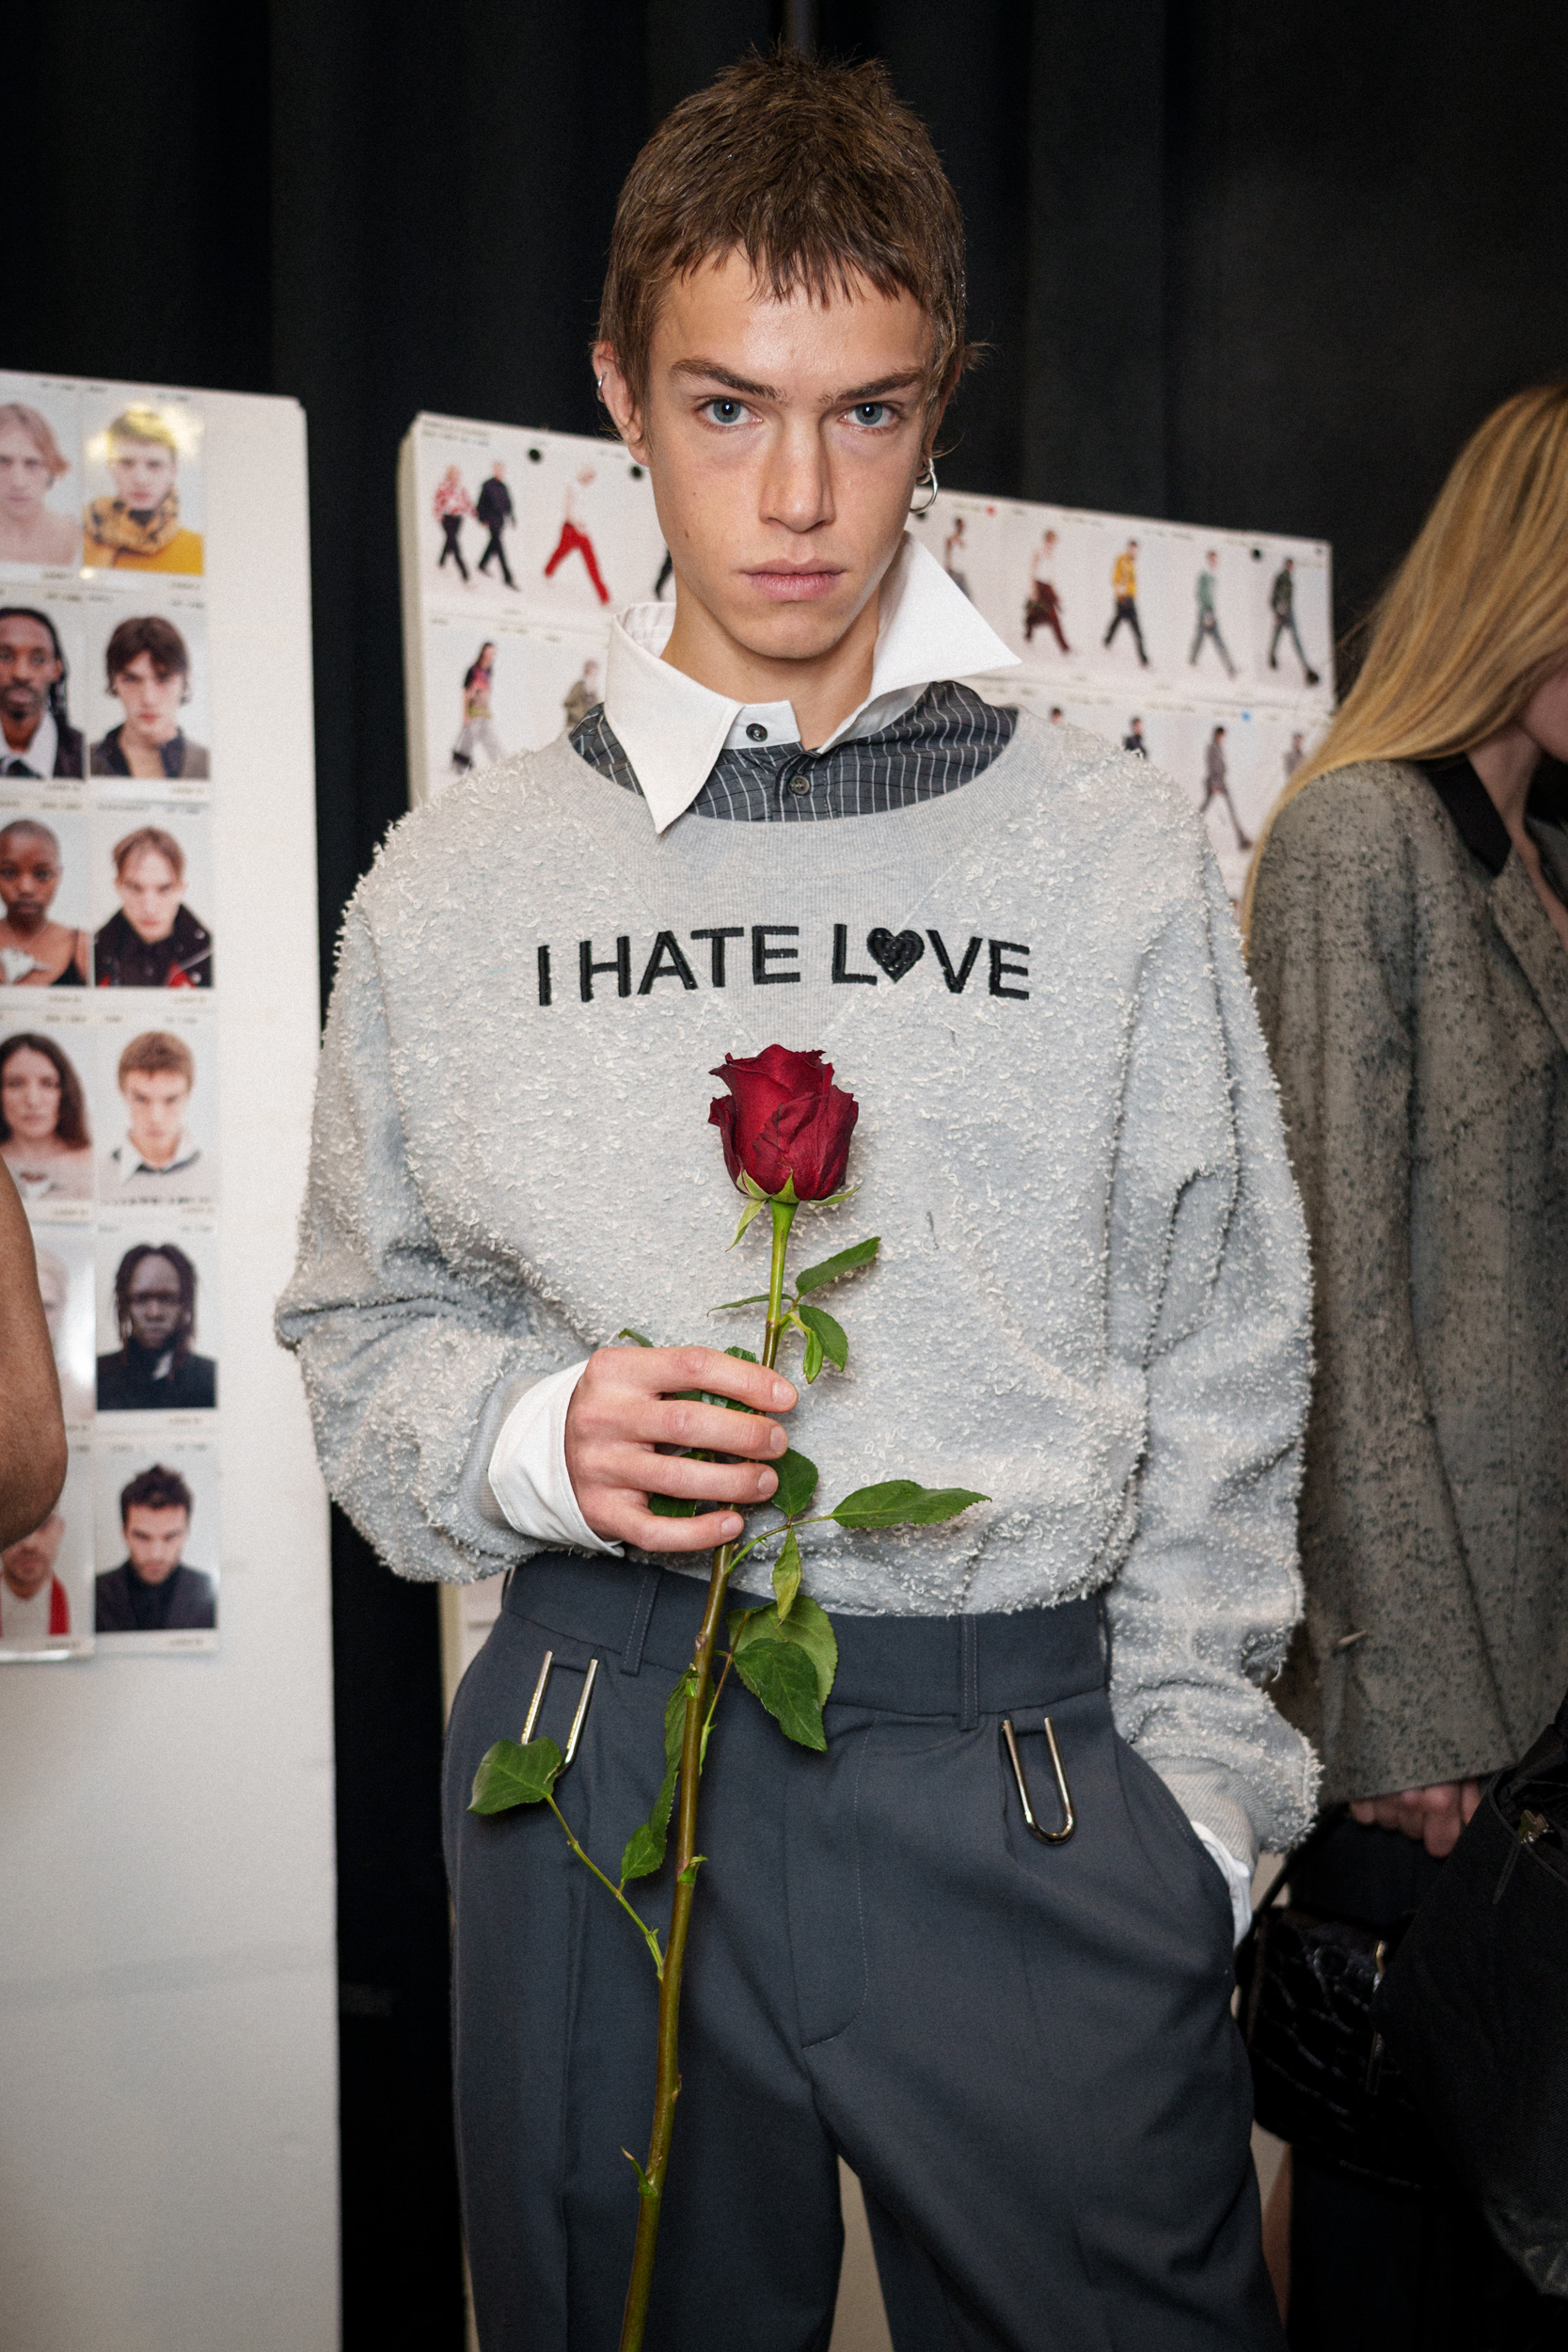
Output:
[
  {"xmin": 1234, "ymin": 1804, "xmax": 1436, "ymax": 2192},
  {"xmin": 1377, "ymin": 1691, "xmax": 1568, "ymax": 2297}
]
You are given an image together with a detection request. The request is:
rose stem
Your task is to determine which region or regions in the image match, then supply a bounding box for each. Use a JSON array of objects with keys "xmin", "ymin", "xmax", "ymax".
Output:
[{"xmin": 618, "ymin": 1193, "xmax": 798, "ymax": 2352}]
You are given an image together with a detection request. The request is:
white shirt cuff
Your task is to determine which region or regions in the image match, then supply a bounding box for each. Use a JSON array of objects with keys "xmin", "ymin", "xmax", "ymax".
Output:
[
  {"xmin": 485, "ymin": 1361, "xmax": 622, "ymax": 1557},
  {"xmin": 1191, "ymin": 1821, "xmax": 1255, "ymax": 1947}
]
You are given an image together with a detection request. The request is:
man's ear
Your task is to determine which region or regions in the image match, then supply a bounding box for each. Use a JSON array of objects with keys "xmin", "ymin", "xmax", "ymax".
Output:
[{"xmin": 594, "ymin": 343, "xmax": 648, "ymax": 463}]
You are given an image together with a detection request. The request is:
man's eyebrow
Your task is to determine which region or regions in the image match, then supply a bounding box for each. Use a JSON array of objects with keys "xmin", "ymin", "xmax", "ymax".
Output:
[
  {"xmin": 670, "ymin": 362, "xmax": 928, "ymax": 405},
  {"xmin": 672, "ymin": 360, "xmax": 782, "ymax": 400}
]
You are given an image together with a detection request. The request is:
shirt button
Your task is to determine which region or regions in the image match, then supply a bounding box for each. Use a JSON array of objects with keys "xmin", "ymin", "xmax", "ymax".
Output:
[
  {"xmin": 746, "ymin": 723, "xmax": 768, "ymax": 742},
  {"xmin": 789, "ymin": 772, "xmax": 812, "ymax": 796}
]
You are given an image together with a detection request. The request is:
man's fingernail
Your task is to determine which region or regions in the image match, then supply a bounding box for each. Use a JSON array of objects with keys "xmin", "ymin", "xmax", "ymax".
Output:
[
  {"xmin": 755, "ymin": 1470, "xmax": 776, "ymax": 1495},
  {"xmin": 771, "ymin": 1381, "xmax": 793, "ymax": 1406},
  {"xmin": 769, "ymin": 1426, "xmax": 786, "ymax": 1454},
  {"xmin": 722, "ymin": 1515, "xmax": 743, "ymax": 1536}
]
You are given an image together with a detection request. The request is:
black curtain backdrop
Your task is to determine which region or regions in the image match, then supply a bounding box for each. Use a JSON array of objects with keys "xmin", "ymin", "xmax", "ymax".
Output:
[{"xmin": 15, "ymin": 5, "xmax": 1568, "ymax": 2343}]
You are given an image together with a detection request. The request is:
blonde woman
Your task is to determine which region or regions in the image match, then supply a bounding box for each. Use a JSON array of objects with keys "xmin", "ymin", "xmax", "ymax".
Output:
[{"xmin": 1247, "ymin": 383, "xmax": 1568, "ymax": 2347}]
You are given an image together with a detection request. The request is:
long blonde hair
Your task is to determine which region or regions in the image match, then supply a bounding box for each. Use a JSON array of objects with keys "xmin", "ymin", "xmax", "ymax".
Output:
[{"xmin": 1243, "ymin": 381, "xmax": 1568, "ymax": 931}]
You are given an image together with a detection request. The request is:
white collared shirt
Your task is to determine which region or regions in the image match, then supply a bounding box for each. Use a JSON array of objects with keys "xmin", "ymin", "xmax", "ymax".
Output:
[
  {"xmin": 602, "ymin": 532, "xmax": 1017, "ymax": 834},
  {"xmin": 109, "ymin": 1129, "xmax": 200, "ymax": 1184},
  {"xmin": 2, "ymin": 712, "xmax": 58, "ymax": 778}
]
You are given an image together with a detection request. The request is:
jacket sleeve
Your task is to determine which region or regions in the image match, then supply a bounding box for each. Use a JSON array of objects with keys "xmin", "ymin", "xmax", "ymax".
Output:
[
  {"xmin": 275, "ymin": 897, "xmax": 574, "ymax": 1583},
  {"xmin": 1103, "ymin": 848, "xmax": 1319, "ymax": 1864},
  {"xmin": 1247, "ymin": 784, "xmax": 1512, "ymax": 1800}
]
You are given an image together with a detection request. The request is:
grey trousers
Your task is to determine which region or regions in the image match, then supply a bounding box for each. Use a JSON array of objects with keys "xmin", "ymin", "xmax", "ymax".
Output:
[{"xmin": 443, "ymin": 1553, "xmax": 1282, "ymax": 2352}]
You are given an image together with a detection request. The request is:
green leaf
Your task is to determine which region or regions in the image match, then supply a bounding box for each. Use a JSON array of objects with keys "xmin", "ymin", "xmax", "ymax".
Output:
[
  {"xmin": 726, "ymin": 1604, "xmax": 765, "ymax": 1653},
  {"xmin": 468, "ymin": 1735, "xmax": 563, "ymax": 1814},
  {"xmin": 711, "ymin": 1294, "xmax": 770, "ymax": 1311},
  {"xmin": 724, "ymin": 1346, "xmax": 760, "ymax": 1364},
  {"xmin": 730, "ymin": 1196, "xmax": 766, "ymax": 1248},
  {"xmin": 730, "ymin": 1592, "xmax": 836, "ymax": 1705},
  {"xmin": 797, "ymin": 1301, "xmax": 847, "ymax": 1373},
  {"xmin": 734, "ymin": 1637, "xmax": 826, "ymax": 1751},
  {"xmin": 830, "ymin": 1481, "xmax": 990, "ymax": 1529},
  {"xmin": 616, "ymin": 1327, "xmax": 654, "ymax": 1346},
  {"xmin": 648, "ymin": 1489, "xmax": 699, "ymax": 1518},
  {"xmin": 801, "ymin": 1326, "xmax": 824, "ymax": 1384},
  {"xmin": 794, "ymin": 1236, "xmax": 880, "ymax": 1295},
  {"xmin": 772, "ymin": 1529, "xmax": 801, "ymax": 1621},
  {"xmin": 770, "ymin": 1448, "xmax": 819, "ymax": 1518},
  {"xmin": 620, "ymin": 1674, "xmax": 693, "ymax": 1882}
]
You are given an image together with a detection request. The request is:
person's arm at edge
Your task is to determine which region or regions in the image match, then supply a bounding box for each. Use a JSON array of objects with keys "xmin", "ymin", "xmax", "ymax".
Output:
[{"xmin": 0, "ymin": 1160, "xmax": 67, "ymax": 1549}]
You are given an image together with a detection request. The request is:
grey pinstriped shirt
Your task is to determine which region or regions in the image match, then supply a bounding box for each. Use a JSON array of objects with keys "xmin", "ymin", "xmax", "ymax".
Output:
[{"xmin": 569, "ymin": 679, "xmax": 1017, "ymax": 820}]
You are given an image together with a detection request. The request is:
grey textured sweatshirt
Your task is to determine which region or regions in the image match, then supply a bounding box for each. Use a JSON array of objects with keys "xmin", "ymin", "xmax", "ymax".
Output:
[{"xmin": 277, "ymin": 714, "xmax": 1317, "ymax": 1856}]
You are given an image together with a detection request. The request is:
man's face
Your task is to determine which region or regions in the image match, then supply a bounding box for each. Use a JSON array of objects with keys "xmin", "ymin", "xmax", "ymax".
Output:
[
  {"xmin": 123, "ymin": 1069, "xmax": 190, "ymax": 1162},
  {"xmin": 600, "ymin": 249, "xmax": 934, "ymax": 671},
  {"xmin": 2, "ymin": 1513, "xmax": 64, "ymax": 1600},
  {"xmin": 0, "ymin": 828, "xmax": 61, "ymax": 928},
  {"xmin": 0, "ymin": 615, "xmax": 61, "ymax": 741},
  {"xmin": 124, "ymin": 1252, "xmax": 183, "ymax": 1351},
  {"xmin": 110, "ymin": 438, "xmax": 176, "ymax": 511},
  {"xmin": 0, "ymin": 424, "xmax": 55, "ymax": 523},
  {"xmin": 113, "ymin": 653, "xmax": 184, "ymax": 747},
  {"xmin": 123, "ymin": 1504, "xmax": 187, "ymax": 1585},
  {"xmin": 116, "ymin": 850, "xmax": 180, "ymax": 943}
]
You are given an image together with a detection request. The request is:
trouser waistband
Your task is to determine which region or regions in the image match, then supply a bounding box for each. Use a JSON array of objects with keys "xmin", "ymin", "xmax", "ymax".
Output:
[{"xmin": 502, "ymin": 1551, "xmax": 1105, "ymax": 1722}]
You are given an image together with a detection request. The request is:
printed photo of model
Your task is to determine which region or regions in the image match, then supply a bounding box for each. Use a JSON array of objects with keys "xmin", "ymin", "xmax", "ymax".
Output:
[
  {"xmin": 0, "ymin": 404, "xmax": 79, "ymax": 569},
  {"xmin": 435, "ymin": 465, "xmax": 475, "ymax": 581},
  {"xmin": 84, "ymin": 408, "xmax": 203, "ymax": 575},
  {"xmin": 95, "ymin": 1462, "xmax": 215, "ymax": 1633},
  {"xmin": 94, "ymin": 825, "xmax": 213, "ymax": 990},
  {"xmin": 1122, "ymin": 716, "xmax": 1148, "ymax": 757},
  {"xmin": 1268, "ymin": 556, "xmax": 1321, "ymax": 685},
  {"xmin": 90, "ymin": 615, "xmax": 209, "ymax": 781},
  {"xmin": 0, "ymin": 1031, "xmax": 92, "ymax": 1202},
  {"xmin": 0, "ymin": 1507, "xmax": 75, "ymax": 1645},
  {"xmin": 1102, "ymin": 537, "xmax": 1149, "ymax": 664},
  {"xmin": 1200, "ymin": 723, "xmax": 1251, "ymax": 850},
  {"xmin": 1022, "ymin": 528, "xmax": 1069, "ymax": 652},
  {"xmin": 97, "ymin": 1241, "xmax": 215, "ymax": 1411},
  {"xmin": 451, "ymin": 643, "xmax": 506, "ymax": 773},
  {"xmin": 101, "ymin": 1029, "xmax": 218, "ymax": 1207},
  {"xmin": 562, "ymin": 657, "xmax": 601, "ymax": 731},
  {"xmin": 33, "ymin": 1236, "xmax": 94, "ymax": 1422},
  {"xmin": 475, "ymin": 463, "xmax": 515, "ymax": 587},
  {"xmin": 543, "ymin": 466, "xmax": 611, "ymax": 603},
  {"xmin": 1189, "ymin": 549, "xmax": 1237, "ymax": 677},
  {"xmin": 0, "ymin": 820, "xmax": 88, "ymax": 986},
  {"xmin": 0, "ymin": 608, "xmax": 84, "ymax": 778}
]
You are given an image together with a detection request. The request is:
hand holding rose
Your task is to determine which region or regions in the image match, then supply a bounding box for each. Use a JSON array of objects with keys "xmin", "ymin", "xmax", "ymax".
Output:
[{"xmin": 564, "ymin": 1346, "xmax": 797, "ymax": 1551}]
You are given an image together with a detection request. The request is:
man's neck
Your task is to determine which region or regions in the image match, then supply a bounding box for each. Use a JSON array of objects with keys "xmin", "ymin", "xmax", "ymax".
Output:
[
  {"xmin": 659, "ymin": 581, "xmax": 881, "ymax": 752},
  {"xmin": 1, "ymin": 711, "xmax": 40, "ymax": 754},
  {"xmin": 131, "ymin": 1132, "xmax": 180, "ymax": 1168}
]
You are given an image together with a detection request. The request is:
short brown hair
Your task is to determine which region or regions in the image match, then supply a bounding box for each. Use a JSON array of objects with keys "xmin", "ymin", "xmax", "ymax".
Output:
[
  {"xmin": 598, "ymin": 52, "xmax": 969, "ymax": 428},
  {"xmin": 118, "ymin": 1030, "xmax": 195, "ymax": 1090},
  {"xmin": 105, "ymin": 612, "xmax": 190, "ymax": 689},
  {"xmin": 112, "ymin": 825, "xmax": 185, "ymax": 882}
]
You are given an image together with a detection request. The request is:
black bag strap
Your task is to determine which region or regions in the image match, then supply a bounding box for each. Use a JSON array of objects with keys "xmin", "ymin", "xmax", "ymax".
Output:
[{"xmin": 1249, "ymin": 1801, "xmax": 1350, "ymax": 1928}]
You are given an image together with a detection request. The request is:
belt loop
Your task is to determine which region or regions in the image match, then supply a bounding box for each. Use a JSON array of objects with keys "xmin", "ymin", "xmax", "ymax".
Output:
[
  {"xmin": 621, "ymin": 1566, "xmax": 660, "ymax": 1677},
  {"xmin": 959, "ymin": 1614, "xmax": 979, "ymax": 1731}
]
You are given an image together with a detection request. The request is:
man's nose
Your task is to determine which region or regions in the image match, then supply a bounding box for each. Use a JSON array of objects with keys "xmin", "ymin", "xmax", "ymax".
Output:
[{"xmin": 760, "ymin": 427, "xmax": 834, "ymax": 532}]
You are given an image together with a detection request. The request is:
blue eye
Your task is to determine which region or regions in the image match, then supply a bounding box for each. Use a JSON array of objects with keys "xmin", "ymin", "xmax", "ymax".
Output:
[
  {"xmin": 704, "ymin": 399, "xmax": 746, "ymax": 425},
  {"xmin": 851, "ymin": 404, "xmax": 894, "ymax": 428}
]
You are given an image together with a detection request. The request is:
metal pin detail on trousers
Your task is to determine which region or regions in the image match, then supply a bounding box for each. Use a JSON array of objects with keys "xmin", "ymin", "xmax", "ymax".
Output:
[
  {"xmin": 521, "ymin": 1650, "xmax": 601, "ymax": 1767},
  {"xmin": 1001, "ymin": 1714, "xmax": 1076, "ymax": 1842}
]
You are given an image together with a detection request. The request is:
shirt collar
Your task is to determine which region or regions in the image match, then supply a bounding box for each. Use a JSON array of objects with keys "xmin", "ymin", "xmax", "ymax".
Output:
[
  {"xmin": 2, "ymin": 711, "xmax": 57, "ymax": 778},
  {"xmin": 601, "ymin": 532, "xmax": 1018, "ymax": 834},
  {"xmin": 115, "ymin": 1130, "xmax": 199, "ymax": 1180}
]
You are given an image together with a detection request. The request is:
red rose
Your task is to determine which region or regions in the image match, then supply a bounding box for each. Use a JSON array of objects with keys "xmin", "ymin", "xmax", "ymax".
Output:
[{"xmin": 707, "ymin": 1045, "xmax": 858, "ymax": 1200}]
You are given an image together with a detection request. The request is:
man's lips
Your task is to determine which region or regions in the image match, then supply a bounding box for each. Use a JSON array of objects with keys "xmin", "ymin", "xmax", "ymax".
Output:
[{"xmin": 741, "ymin": 564, "xmax": 846, "ymax": 603}]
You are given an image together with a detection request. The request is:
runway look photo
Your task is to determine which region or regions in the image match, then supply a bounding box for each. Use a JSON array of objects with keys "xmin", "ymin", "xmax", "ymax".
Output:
[{"xmin": 281, "ymin": 52, "xmax": 1314, "ymax": 2352}]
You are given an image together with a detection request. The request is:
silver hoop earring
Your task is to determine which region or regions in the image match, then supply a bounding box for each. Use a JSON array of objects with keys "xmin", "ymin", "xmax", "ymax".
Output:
[
  {"xmin": 594, "ymin": 373, "xmax": 606, "ymax": 401},
  {"xmin": 911, "ymin": 459, "xmax": 939, "ymax": 515}
]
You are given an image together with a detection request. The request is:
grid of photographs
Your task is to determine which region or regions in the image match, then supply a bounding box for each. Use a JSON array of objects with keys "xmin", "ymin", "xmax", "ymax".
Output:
[
  {"xmin": 398, "ymin": 415, "xmax": 1336, "ymax": 903},
  {"xmin": 1, "ymin": 371, "xmax": 217, "ymax": 1663}
]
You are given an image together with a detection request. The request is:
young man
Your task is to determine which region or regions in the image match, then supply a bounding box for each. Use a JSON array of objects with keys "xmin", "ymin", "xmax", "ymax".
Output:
[
  {"xmin": 0, "ymin": 607, "xmax": 84, "ymax": 778},
  {"xmin": 94, "ymin": 1462, "xmax": 215, "ymax": 1633},
  {"xmin": 84, "ymin": 407, "xmax": 203, "ymax": 575},
  {"xmin": 280, "ymin": 54, "xmax": 1312, "ymax": 2352},
  {"xmin": 101, "ymin": 1030, "xmax": 218, "ymax": 1206},
  {"xmin": 90, "ymin": 613, "xmax": 210, "ymax": 780}
]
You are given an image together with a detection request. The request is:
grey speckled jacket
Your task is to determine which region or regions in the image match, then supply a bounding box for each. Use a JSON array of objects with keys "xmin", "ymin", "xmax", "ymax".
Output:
[
  {"xmin": 1250, "ymin": 760, "xmax": 1568, "ymax": 1802},
  {"xmin": 277, "ymin": 715, "xmax": 1317, "ymax": 1857}
]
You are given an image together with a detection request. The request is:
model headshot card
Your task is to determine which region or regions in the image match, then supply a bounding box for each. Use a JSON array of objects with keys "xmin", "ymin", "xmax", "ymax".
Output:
[
  {"xmin": 0, "ymin": 596, "xmax": 89, "ymax": 783},
  {"xmin": 81, "ymin": 596, "xmax": 212, "ymax": 793},
  {"xmin": 0, "ymin": 1444, "xmax": 94, "ymax": 1661},
  {"xmin": 0, "ymin": 1009, "xmax": 95, "ymax": 1216},
  {"xmin": 0, "ymin": 376, "xmax": 83, "ymax": 575},
  {"xmin": 33, "ymin": 1223, "xmax": 95, "ymax": 1425},
  {"xmin": 0, "ymin": 804, "xmax": 91, "ymax": 991},
  {"xmin": 92, "ymin": 1436, "xmax": 218, "ymax": 1652},
  {"xmin": 94, "ymin": 1222, "xmax": 219, "ymax": 1416},
  {"xmin": 80, "ymin": 389, "xmax": 204, "ymax": 580},
  {"xmin": 92, "ymin": 1010, "xmax": 218, "ymax": 1210},
  {"xmin": 88, "ymin": 803, "xmax": 214, "ymax": 991}
]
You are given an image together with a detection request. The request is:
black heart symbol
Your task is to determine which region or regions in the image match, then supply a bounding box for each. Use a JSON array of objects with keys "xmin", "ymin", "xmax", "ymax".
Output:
[{"xmin": 867, "ymin": 928, "xmax": 926, "ymax": 982}]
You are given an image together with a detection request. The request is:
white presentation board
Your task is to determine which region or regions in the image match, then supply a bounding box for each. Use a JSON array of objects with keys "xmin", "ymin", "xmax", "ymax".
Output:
[
  {"xmin": 397, "ymin": 410, "xmax": 1335, "ymax": 904},
  {"xmin": 0, "ymin": 375, "xmax": 336, "ymax": 2350}
]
